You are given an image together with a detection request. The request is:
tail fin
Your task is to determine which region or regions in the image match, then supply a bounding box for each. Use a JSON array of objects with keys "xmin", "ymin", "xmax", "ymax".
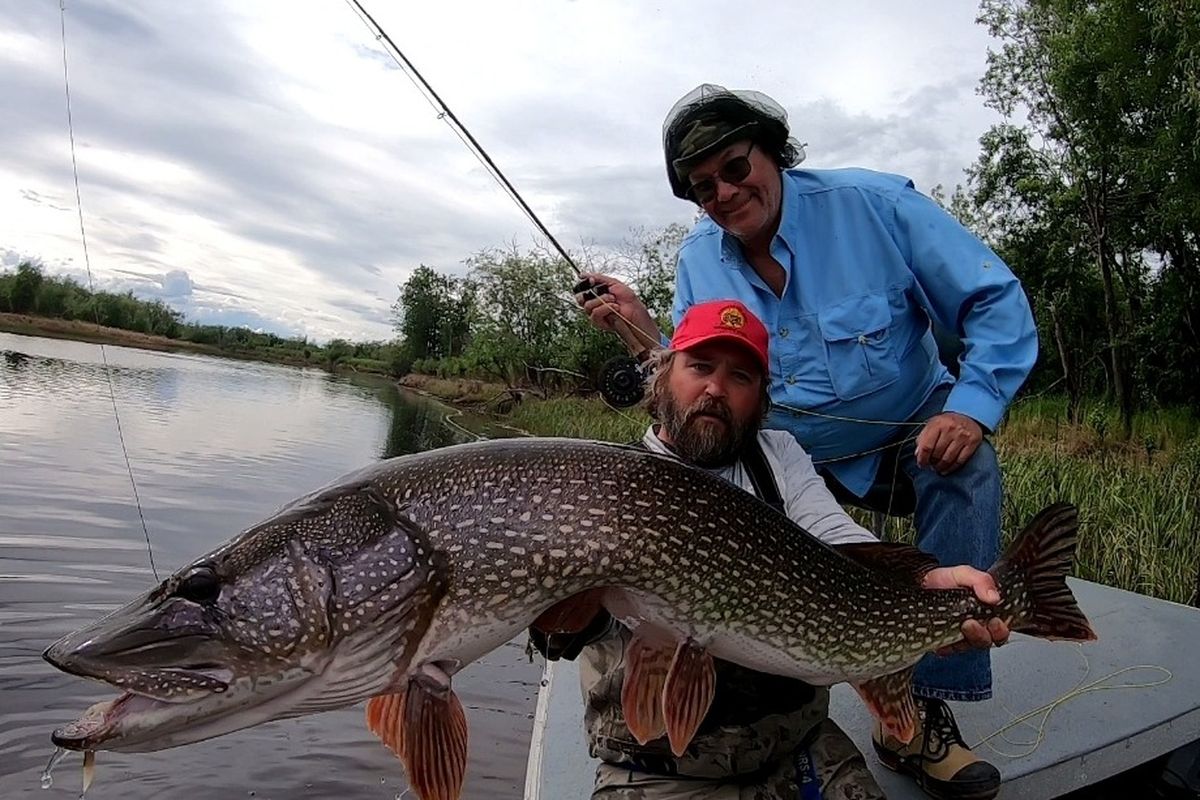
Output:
[{"xmin": 989, "ymin": 502, "xmax": 1097, "ymax": 642}]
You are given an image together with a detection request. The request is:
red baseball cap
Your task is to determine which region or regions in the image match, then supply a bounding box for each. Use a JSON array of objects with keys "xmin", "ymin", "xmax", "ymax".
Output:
[{"xmin": 670, "ymin": 299, "xmax": 769, "ymax": 372}]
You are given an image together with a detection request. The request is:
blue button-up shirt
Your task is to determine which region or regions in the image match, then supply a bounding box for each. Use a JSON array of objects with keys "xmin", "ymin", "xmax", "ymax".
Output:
[{"xmin": 671, "ymin": 168, "xmax": 1037, "ymax": 496}]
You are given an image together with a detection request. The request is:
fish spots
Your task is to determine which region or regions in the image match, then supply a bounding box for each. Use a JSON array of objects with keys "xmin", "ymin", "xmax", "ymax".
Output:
[
  {"xmin": 509, "ymin": 546, "xmax": 526, "ymax": 556},
  {"xmin": 549, "ymin": 549, "xmax": 568, "ymax": 559}
]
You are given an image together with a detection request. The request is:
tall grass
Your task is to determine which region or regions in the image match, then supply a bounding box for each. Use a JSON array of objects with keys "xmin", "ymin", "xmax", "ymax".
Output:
[
  {"xmin": 868, "ymin": 398, "xmax": 1200, "ymax": 604},
  {"xmin": 506, "ymin": 398, "xmax": 649, "ymax": 443}
]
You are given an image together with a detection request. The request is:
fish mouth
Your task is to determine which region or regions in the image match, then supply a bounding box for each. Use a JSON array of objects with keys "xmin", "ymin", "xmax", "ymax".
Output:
[
  {"xmin": 51, "ymin": 691, "xmax": 177, "ymax": 751},
  {"xmin": 44, "ymin": 634, "xmax": 253, "ymax": 752},
  {"xmin": 44, "ymin": 634, "xmax": 236, "ymax": 702}
]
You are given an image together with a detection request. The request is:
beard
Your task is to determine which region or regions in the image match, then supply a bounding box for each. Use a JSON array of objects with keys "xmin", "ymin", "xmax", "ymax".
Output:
[{"xmin": 659, "ymin": 392, "xmax": 758, "ymax": 468}]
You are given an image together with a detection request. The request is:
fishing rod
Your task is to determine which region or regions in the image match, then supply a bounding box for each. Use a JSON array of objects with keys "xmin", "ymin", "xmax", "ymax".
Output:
[{"xmin": 342, "ymin": 0, "xmax": 657, "ymax": 407}]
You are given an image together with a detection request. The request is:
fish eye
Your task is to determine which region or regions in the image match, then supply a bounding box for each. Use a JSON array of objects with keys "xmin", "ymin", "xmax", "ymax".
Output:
[{"xmin": 175, "ymin": 567, "xmax": 221, "ymax": 605}]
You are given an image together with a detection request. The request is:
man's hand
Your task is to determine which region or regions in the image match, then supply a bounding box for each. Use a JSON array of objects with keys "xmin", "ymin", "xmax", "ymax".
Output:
[
  {"xmin": 575, "ymin": 272, "xmax": 661, "ymax": 347},
  {"xmin": 922, "ymin": 565, "xmax": 1010, "ymax": 654},
  {"xmin": 914, "ymin": 411, "xmax": 984, "ymax": 475}
]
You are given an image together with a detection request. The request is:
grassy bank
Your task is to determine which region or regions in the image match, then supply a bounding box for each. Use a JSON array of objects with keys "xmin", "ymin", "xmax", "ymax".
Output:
[
  {"xmin": 406, "ymin": 373, "xmax": 1199, "ymax": 605},
  {"xmin": 0, "ymin": 312, "xmax": 230, "ymax": 355},
  {"xmin": 0, "ymin": 313, "xmax": 390, "ymax": 374}
]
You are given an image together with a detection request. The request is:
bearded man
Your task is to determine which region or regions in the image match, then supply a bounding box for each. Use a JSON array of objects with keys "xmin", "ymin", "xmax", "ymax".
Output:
[{"xmin": 532, "ymin": 299, "xmax": 1009, "ymax": 800}]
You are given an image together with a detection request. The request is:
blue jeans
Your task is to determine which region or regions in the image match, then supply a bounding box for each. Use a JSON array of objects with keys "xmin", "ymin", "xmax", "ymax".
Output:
[
  {"xmin": 903, "ymin": 387, "xmax": 1000, "ymax": 701},
  {"xmin": 827, "ymin": 385, "xmax": 1001, "ymax": 701}
]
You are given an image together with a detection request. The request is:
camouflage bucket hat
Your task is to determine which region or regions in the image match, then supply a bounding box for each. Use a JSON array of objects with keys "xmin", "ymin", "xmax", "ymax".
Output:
[{"xmin": 662, "ymin": 84, "xmax": 806, "ymax": 200}]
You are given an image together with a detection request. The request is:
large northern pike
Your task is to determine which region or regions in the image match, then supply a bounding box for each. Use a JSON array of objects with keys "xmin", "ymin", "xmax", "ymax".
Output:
[{"xmin": 44, "ymin": 438, "xmax": 1095, "ymax": 799}]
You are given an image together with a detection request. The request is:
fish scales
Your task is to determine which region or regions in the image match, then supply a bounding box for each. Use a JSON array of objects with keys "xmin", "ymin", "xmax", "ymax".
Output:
[{"xmin": 351, "ymin": 438, "xmax": 980, "ymax": 682}]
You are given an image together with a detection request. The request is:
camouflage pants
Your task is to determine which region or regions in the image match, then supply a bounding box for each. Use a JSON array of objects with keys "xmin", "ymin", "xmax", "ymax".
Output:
[{"xmin": 591, "ymin": 719, "xmax": 884, "ymax": 800}]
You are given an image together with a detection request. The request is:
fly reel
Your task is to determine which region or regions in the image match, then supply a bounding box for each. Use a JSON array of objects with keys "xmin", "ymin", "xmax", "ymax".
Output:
[{"xmin": 598, "ymin": 356, "xmax": 648, "ymax": 408}]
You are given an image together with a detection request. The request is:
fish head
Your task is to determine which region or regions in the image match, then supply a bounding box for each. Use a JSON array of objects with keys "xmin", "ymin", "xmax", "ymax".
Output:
[{"xmin": 43, "ymin": 476, "xmax": 446, "ymax": 753}]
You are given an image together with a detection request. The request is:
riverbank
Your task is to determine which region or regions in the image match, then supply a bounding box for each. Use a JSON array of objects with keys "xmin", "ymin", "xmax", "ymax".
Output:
[
  {"xmin": 0, "ymin": 313, "xmax": 375, "ymax": 372},
  {"xmin": 399, "ymin": 373, "xmax": 649, "ymax": 441},
  {"xmin": 0, "ymin": 312, "xmax": 228, "ymax": 355}
]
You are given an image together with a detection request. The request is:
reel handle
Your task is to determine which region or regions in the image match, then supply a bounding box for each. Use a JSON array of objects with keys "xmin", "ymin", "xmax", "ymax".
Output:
[{"xmin": 573, "ymin": 278, "xmax": 652, "ymax": 361}]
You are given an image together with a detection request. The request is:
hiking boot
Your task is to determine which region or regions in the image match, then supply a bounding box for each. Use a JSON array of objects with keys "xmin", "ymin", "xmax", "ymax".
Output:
[{"xmin": 872, "ymin": 698, "xmax": 1001, "ymax": 800}]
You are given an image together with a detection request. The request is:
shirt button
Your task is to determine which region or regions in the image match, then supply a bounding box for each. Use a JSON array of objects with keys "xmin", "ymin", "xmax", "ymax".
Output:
[
  {"xmin": 786, "ymin": 374, "xmax": 797, "ymax": 384},
  {"xmin": 857, "ymin": 334, "xmax": 868, "ymax": 345},
  {"xmin": 779, "ymin": 327, "xmax": 789, "ymax": 338}
]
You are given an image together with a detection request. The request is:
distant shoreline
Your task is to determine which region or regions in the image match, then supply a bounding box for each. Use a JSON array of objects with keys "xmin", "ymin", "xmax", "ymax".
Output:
[
  {"xmin": 0, "ymin": 312, "xmax": 310, "ymax": 368},
  {"xmin": 1, "ymin": 312, "xmax": 221, "ymax": 354}
]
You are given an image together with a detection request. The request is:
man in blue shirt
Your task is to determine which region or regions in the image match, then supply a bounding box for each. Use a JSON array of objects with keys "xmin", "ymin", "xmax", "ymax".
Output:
[{"xmin": 580, "ymin": 84, "xmax": 1038, "ymax": 800}]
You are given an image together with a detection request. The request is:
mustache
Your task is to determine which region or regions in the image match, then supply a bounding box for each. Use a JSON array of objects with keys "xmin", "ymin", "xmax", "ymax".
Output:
[{"xmin": 685, "ymin": 396, "xmax": 732, "ymax": 424}]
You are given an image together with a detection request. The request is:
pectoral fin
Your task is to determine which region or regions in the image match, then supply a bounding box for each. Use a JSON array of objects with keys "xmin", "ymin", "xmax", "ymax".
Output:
[
  {"xmin": 621, "ymin": 634, "xmax": 672, "ymax": 744},
  {"xmin": 661, "ymin": 639, "xmax": 715, "ymax": 757},
  {"xmin": 404, "ymin": 681, "xmax": 469, "ymax": 800},
  {"xmin": 367, "ymin": 672, "xmax": 468, "ymax": 800},
  {"xmin": 852, "ymin": 666, "xmax": 918, "ymax": 744},
  {"xmin": 366, "ymin": 692, "xmax": 407, "ymax": 759}
]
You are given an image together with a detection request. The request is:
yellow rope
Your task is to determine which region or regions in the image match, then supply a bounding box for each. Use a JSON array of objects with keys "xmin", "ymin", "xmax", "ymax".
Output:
[{"xmin": 969, "ymin": 642, "xmax": 1173, "ymax": 759}]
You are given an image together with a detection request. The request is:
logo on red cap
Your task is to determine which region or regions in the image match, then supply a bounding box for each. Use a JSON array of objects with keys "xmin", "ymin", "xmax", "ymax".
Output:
[{"xmin": 718, "ymin": 306, "xmax": 746, "ymax": 330}]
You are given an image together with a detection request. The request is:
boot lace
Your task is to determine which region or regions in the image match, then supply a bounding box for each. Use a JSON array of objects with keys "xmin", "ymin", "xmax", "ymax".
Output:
[{"xmin": 920, "ymin": 698, "xmax": 968, "ymax": 765}]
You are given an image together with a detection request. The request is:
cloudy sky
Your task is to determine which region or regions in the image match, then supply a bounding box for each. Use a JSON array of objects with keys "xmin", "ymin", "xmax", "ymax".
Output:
[{"xmin": 0, "ymin": 1, "xmax": 1002, "ymax": 343}]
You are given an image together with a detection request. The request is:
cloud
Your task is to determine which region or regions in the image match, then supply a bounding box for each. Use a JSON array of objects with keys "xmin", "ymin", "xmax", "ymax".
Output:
[{"xmin": 0, "ymin": 0, "xmax": 1003, "ymax": 343}]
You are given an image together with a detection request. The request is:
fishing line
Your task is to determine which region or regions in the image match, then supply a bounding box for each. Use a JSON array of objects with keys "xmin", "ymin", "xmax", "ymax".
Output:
[
  {"xmin": 58, "ymin": 0, "xmax": 159, "ymax": 582},
  {"xmin": 968, "ymin": 642, "xmax": 1172, "ymax": 759}
]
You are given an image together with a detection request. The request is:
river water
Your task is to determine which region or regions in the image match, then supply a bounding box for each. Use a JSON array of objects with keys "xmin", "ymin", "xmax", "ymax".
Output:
[{"xmin": 0, "ymin": 332, "xmax": 542, "ymax": 799}]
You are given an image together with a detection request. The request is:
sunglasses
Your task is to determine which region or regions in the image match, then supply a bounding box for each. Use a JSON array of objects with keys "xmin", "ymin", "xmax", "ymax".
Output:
[{"xmin": 687, "ymin": 142, "xmax": 756, "ymax": 204}]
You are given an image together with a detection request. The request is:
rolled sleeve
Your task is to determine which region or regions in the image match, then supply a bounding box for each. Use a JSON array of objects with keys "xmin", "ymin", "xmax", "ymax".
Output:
[{"xmin": 765, "ymin": 431, "xmax": 877, "ymax": 546}]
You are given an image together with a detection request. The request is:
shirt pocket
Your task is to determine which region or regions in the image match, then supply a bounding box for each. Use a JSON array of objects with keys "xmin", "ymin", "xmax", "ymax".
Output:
[{"xmin": 817, "ymin": 292, "xmax": 901, "ymax": 401}]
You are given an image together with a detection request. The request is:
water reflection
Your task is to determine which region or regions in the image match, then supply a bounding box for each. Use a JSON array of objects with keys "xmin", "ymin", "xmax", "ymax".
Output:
[{"xmin": 0, "ymin": 332, "xmax": 539, "ymax": 799}]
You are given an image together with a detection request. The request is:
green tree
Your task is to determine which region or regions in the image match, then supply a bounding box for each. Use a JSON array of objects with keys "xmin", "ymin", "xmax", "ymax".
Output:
[
  {"xmin": 392, "ymin": 265, "xmax": 472, "ymax": 360},
  {"xmin": 9, "ymin": 262, "xmax": 44, "ymax": 313},
  {"xmin": 970, "ymin": 0, "xmax": 1200, "ymax": 430}
]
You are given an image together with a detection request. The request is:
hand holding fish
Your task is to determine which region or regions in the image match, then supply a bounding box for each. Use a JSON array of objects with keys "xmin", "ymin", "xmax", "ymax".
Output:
[{"xmin": 922, "ymin": 565, "xmax": 1011, "ymax": 654}]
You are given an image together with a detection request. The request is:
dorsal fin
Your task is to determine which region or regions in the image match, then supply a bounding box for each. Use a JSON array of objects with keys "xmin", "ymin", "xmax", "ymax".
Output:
[{"xmin": 834, "ymin": 542, "xmax": 940, "ymax": 586}]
